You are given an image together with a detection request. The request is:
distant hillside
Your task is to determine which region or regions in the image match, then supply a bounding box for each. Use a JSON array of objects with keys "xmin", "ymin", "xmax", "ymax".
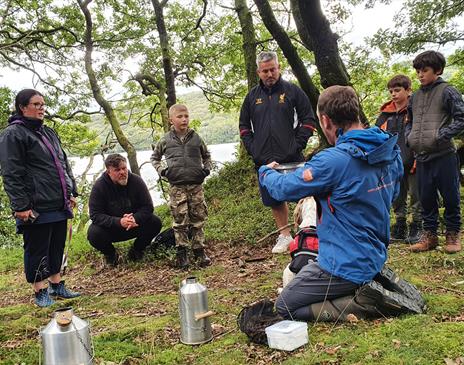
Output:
[
  {"xmin": 179, "ymin": 92, "xmax": 240, "ymax": 145},
  {"xmin": 86, "ymin": 91, "xmax": 239, "ymax": 151}
]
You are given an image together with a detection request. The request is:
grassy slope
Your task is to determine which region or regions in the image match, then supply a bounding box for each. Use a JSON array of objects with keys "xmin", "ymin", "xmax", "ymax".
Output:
[{"xmin": 0, "ymin": 159, "xmax": 463, "ymax": 365}]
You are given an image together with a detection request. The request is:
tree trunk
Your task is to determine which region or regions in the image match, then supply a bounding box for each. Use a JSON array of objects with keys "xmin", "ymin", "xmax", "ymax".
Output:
[
  {"xmin": 78, "ymin": 0, "xmax": 140, "ymax": 175},
  {"xmin": 235, "ymin": 0, "xmax": 258, "ymax": 161},
  {"xmin": 294, "ymin": 0, "xmax": 368, "ymax": 125},
  {"xmin": 252, "ymin": 0, "xmax": 319, "ymax": 111},
  {"xmin": 235, "ymin": 0, "xmax": 258, "ymax": 91},
  {"xmin": 151, "ymin": 0, "xmax": 177, "ymax": 109},
  {"xmin": 294, "ymin": 0, "xmax": 349, "ymax": 88}
]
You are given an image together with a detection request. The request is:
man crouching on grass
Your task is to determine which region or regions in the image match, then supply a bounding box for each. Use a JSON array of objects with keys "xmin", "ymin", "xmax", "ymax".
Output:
[{"xmin": 259, "ymin": 86, "xmax": 404, "ymax": 321}]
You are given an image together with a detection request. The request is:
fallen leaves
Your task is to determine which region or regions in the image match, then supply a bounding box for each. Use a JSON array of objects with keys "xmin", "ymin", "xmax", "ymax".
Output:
[{"xmin": 445, "ymin": 357, "xmax": 464, "ymax": 365}]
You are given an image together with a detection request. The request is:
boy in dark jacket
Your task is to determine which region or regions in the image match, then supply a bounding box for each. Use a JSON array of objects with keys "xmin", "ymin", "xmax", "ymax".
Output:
[
  {"xmin": 406, "ymin": 50, "xmax": 464, "ymax": 254},
  {"xmin": 376, "ymin": 75, "xmax": 422, "ymax": 243},
  {"xmin": 151, "ymin": 104, "xmax": 212, "ymax": 269}
]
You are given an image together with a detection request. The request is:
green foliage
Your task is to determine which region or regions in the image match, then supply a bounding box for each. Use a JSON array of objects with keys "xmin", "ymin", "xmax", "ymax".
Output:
[
  {"xmin": 0, "ymin": 87, "xmax": 14, "ymax": 130},
  {"xmin": 204, "ymin": 156, "xmax": 275, "ymax": 243},
  {"xmin": 0, "ymin": 177, "xmax": 21, "ymax": 248},
  {"xmin": 369, "ymin": 0, "xmax": 464, "ymax": 60}
]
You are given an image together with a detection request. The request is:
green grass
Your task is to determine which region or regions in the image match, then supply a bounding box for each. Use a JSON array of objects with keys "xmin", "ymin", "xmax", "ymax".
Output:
[{"xmin": 0, "ymin": 159, "xmax": 463, "ymax": 364}]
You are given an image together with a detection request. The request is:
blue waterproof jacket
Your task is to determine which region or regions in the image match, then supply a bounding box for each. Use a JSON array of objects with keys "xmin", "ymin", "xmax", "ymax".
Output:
[{"xmin": 259, "ymin": 127, "xmax": 403, "ymax": 284}]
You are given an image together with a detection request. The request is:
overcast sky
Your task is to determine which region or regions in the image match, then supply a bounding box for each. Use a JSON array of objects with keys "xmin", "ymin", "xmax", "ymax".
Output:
[{"xmin": 0, "ymin": 1, "xmax": 426, "ymax": 92}]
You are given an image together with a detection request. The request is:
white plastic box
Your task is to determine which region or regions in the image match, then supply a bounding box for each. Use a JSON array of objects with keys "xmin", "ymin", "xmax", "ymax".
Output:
[{"xmin": 265, "ymin": 320, "xmax": 308, "ymax": 351}]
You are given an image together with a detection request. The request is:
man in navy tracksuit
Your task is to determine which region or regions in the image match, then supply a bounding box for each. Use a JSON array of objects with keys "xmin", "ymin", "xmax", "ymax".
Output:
[
  {"xmin": 259, "ymin": 86, "xmax": 403, "ymax": 321},
  {"xmin": 239, "ymin": 51, "xmax": 316, "ymax": 254}
]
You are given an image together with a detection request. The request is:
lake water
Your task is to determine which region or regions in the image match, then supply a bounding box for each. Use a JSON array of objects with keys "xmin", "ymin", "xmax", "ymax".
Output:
[{"xmin": 68, "ymin": 142, "xmax": 239, "ymax": 206}]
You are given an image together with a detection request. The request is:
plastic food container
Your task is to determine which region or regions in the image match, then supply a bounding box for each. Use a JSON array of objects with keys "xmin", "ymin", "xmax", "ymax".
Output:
[
  {"xmin": 265, "ymin": 320, "xmax": 308, "ymax": 351},
  {"xmin": 274, "ymin": 162, "xmax": 305, "ymax": 174}
]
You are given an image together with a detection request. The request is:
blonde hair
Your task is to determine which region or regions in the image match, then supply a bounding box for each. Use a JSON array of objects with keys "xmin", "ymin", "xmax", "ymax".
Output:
[{"xmin": 169, "ymin": 103, "xmax": 188, "ymax": 117}]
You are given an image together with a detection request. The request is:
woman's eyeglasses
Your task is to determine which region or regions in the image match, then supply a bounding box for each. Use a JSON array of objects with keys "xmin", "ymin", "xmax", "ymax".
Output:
[{"xmin": 29, "ymin": 102, "xmax": 46, "ymax": 110}]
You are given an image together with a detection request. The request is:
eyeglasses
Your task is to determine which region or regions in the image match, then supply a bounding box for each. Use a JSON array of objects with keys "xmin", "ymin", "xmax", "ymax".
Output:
[{"xmin": 28, "ymin": 102, "xmax": 46, "ymax": 110}]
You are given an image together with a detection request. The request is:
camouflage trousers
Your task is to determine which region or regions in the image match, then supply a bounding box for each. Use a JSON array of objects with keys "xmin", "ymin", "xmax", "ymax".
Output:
[{"xmin": 169, "ymin": 184, "xmax": 207, "ymax": 249}]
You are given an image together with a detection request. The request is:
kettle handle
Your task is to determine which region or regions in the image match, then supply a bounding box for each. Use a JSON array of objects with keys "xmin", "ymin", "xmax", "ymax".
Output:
[{"xmin": 194, "ymin": 310, "xmax": 214, "ymax": 321}]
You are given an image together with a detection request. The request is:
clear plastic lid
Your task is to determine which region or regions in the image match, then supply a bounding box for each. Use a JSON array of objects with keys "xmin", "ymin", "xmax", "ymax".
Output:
[{"xmin": 265, "ymin": 320, "xmax": 307, "ymax": 334}]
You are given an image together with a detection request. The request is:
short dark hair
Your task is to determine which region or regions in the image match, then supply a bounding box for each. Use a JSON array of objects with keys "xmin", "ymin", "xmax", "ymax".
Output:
[
  {"xmin": 387, "ymin": 75, "xmax": 412, "ymax": 90},
  {"xmin": 104, "ymin": 153, "xmax": 126, "ymax": 169},
  {"xmin": 14, "ymin": 89, "xmax": 43, "ymax": 115},
  {"xmin": 317, "ymin": 85, "xmax": 359, "ymax": 128},
  {"xmin": 413, "ymin": 50, "xmax": 446, "ymax": 75}
]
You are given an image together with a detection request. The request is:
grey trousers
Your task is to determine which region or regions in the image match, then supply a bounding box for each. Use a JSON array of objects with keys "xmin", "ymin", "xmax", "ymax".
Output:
[
  {"xmin": 276, "ymin": 261, "xmax": 359, "ymax": 321},
  {"xmin": 393, "ymin": 168, "xmax": 421, "ymax": 224}
]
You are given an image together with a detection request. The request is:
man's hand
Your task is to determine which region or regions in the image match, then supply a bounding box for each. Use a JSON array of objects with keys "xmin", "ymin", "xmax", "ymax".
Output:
[
  {"xmin": 120, "ymin": 213, "xmax": 139, "ymax": 231},
  {"xmin": 70, "ymin": 196, "xmax": 77, "ymax": 209},
  {"xmin": 14, "ymin": 210, "xmax": 33, "ymax": 222},
  {"xmin": 266, "ymin": 161, "xmax": 279, "ymax": 169}
]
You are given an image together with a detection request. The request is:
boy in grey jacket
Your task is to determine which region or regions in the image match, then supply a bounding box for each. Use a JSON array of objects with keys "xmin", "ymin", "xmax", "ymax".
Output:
[
  {"xmin": 406, "ymin": 50, "xmax": 464, "ymax": 254},
  {"xmin": 151, "ymin": 104, "xmax": 212, "ymax": 268}
]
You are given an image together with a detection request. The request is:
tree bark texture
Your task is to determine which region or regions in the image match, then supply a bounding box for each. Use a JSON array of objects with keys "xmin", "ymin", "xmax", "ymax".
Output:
[
  {"xmin": 235, "ymin": 0, "xmax": 258, "ymax": 91},
  {"xmin": 253, "ymin": 0, "xmax": 319, "ymax": 111},
  {"xmin": 294, "ymin": 0, "xmax": 368, "ymax": 126},
  {"xmin": 235, "ymin": 0, "xmax": 259, "ymax": 161},
  {"xmin": 151, "ymin": 0, "xmax": 177, "ymax": 109},
  {"xmin": 294, "ymin": 0, "xmax": 349, "ymax": 88},
  {"xmin": 253, "ymin": 0, "xmax": 327, "ymax": 143},
  {"xmin": 78, "ymin": 0, "xmax": 140, "ymax": 175}
]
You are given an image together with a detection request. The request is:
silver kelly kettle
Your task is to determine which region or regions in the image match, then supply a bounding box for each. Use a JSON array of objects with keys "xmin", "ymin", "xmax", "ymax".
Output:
[
  {"xmin": 179, "ymin": 276, "xmax": 214, "ymax": 345},
  {"xmin": 40, "ymin": 307, "xmax": 93, "ymax": 365}
]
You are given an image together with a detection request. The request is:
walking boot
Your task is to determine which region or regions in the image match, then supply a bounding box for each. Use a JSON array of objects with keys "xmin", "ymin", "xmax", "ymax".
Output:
[
  {"xmin": 128, "ymin": 246, "xmax": 144, "ymax": 261},
  {"xmin": 357, "ymin": 280, "xmax": 423, "ymax": 315},
  {"xmin": 193, "ymin": 248, "xmax": 212, "ymax": 267},
  {"xmin": 444, "ymin": 231, "xmax": 462, "ymax": 254},
  {"xmin": 374, "ymin": 266, "xmax": 425, "ymax": 310},
  {"xmin": 176, "ymin": 247, "xmax": 190, "ymax": 270},
  {"xmin": 104, "ymin": 251, "xmax": 119, "ymax": 267},
  {"xmin": 406, "ymin": 222, "xmax": 422, "ymax": 244},
  {"xmin": 409, "ymin": 231, "xmax": 438, "ymax": 252},
  {"xmin": 391, "ymin": 219, "xmax": 407, "ymax": 241}
]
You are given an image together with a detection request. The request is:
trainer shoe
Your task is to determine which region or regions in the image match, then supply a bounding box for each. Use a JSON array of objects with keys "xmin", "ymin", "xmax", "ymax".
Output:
[
  {"xmin": 35, "ymin": 288, "xmax": 55, "ymax": 307},
  {"xmin": 272, "ymin": 234, "xmax": 293, "ymax": 254},
  {"xmin": 48, "ymin": 281, "xmax": 81, "ymax": 299}
]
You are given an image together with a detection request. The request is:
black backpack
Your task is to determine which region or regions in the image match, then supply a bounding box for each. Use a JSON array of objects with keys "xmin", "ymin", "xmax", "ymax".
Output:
[{"xmin": 151, "ymin": 228, "xmax": 176, "ymax": 249}]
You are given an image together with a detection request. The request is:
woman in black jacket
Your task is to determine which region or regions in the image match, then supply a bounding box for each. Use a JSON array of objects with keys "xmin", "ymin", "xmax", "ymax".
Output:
[{"xmin": 0, "ymin": 89, "xmax": 80, "ymax": 307}]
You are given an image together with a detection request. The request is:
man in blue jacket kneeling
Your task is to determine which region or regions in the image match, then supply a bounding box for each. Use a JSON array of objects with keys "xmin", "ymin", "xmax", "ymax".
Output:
[{"xmin": 259, "ymin": 85, "xmax": 405, "ymax": 321}]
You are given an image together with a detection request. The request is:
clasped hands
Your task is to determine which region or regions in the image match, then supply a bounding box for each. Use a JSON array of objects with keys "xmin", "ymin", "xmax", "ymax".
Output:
[{"xmin": 120, "ymin": 213, "xmax": 139, "ymax": 231}]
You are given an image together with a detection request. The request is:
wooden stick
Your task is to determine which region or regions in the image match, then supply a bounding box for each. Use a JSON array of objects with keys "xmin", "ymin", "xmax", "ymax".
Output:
[
  {"xmin": 436, "ymin": 285, "xmax": 464, "ymax": 295},
  {"xmin": 256, "ymin": 222, "xmax": 294, "ymax": 244},
  {"xmin": 195, "ymin": 310, "xmax": 214, "ymax": 321}
]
